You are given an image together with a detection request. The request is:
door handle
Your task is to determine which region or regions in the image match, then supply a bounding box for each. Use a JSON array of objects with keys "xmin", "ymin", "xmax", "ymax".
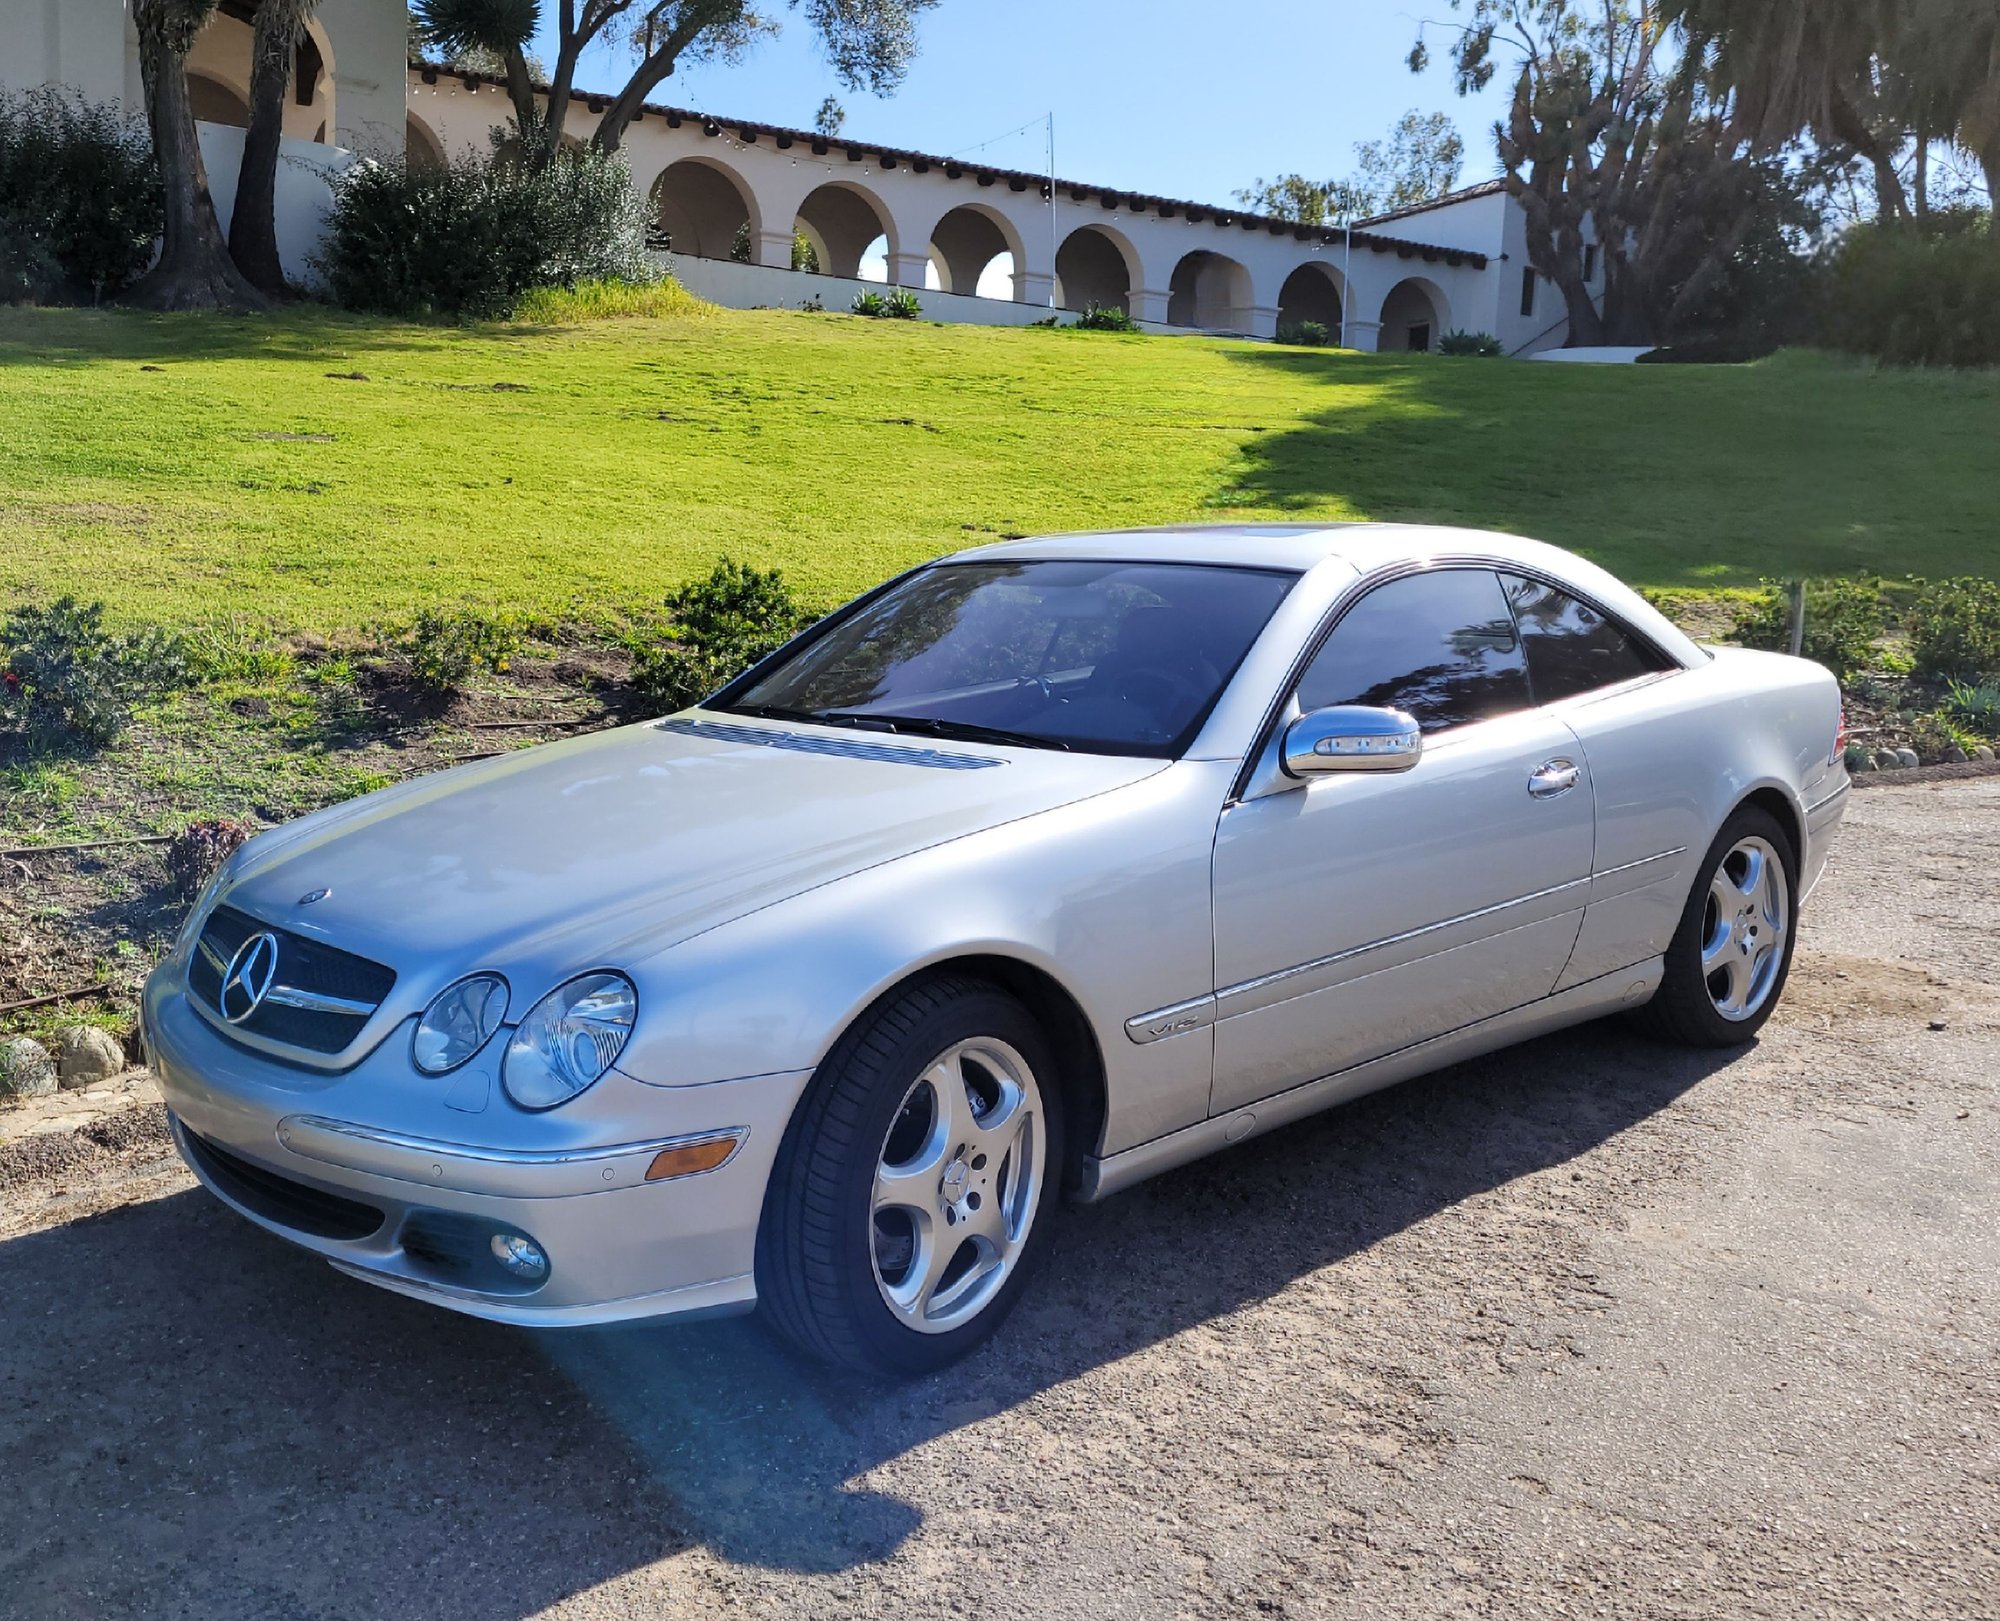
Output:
[{"xmin": 1528, "ymin": 758, "xmax": 1580, "ymax": 798}]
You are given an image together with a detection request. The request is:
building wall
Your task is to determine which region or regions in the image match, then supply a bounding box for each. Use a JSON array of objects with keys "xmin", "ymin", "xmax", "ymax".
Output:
[
  {"xmin": 412, "ymin": 71, "xmax": 1498, "ymax": 350},
  {"xmin": 0, "ymin": 0, "xmax": 139, "ymax": 110}
]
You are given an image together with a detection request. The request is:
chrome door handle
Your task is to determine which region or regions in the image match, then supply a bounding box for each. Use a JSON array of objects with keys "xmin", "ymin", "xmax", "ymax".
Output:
[{"xmin": 1528, "ymin": 758, "xmax": 1580, "ymax": 798}]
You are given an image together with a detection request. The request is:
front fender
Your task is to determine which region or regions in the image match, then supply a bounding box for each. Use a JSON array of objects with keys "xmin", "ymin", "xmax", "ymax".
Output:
[{"xmin": 612, "ymin": 759, "xmax": 1237, "ymax": 1157}]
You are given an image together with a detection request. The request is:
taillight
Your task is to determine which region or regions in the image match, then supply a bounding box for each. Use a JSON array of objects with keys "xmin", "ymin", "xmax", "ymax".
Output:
[{"xmin": 1831, "ymin": 704, "xmax": 1848, "ymax": 766}]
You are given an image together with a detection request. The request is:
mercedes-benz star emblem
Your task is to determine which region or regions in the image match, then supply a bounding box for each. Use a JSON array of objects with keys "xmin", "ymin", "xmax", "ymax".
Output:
[
  {"xmin": 218, "ymin": 932, "xmax": 281, "ymax": 1024},
  {"xmin": 297, "ymin": 887, "xmax": 331, "ymax": 906}
]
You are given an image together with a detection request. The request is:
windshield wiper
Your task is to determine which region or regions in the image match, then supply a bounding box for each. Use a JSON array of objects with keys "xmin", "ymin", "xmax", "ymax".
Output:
[
  {"xmin": 721, "ymin": 702, "xmax": 873, "ymax": 730},
  {"xmin": 818, "ymin": 712, "xmax": 1071, "ymax": 752}
]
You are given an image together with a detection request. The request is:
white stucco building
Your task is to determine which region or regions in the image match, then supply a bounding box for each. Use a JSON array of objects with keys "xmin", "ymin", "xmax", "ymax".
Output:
[{"xmin": 2, "ymin": 0, "xmax": 1603, "ymax": 351}]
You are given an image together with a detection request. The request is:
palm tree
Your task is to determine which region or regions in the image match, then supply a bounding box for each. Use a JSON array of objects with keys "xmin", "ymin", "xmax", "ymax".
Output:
[
  {"xmin": 230, "ymin": 0, "xmax": 321, "ymax": 295},
  {"xmin": 126, "ymin": 0, "xmax": 264, "ymax": 309}
]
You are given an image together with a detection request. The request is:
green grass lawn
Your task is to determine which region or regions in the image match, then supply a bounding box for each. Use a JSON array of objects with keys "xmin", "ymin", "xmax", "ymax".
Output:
[{"xmin": 3, "ymin": 302, "xmax": 1996, "ymax": 631}]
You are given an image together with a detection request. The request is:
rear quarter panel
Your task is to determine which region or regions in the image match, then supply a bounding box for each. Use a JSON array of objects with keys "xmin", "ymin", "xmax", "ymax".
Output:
[{"xmin": 1553, "ymin": 647, "xmax": 1844, "ymax": 989}]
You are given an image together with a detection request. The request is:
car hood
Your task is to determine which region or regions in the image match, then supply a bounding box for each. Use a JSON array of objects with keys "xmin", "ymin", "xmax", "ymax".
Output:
[{"xmin": 219, "ymin": 714, "xmax": 1163, "ymax": 990}]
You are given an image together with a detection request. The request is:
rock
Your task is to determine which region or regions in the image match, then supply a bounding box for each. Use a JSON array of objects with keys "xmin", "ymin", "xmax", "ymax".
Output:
[
  {"xmin": 0, "ymin": 1037, "xmax": 57, "ymax": 1100},
  {"xmin": 1977, "ymin": 745, "xmax": 1996, "ymax": 762},
  {"xmin": 55, "ymin": 1025, "xmax": 125, "ymax": 1089},
  {"xmin": 1945, "ymin": 746, "xmax": 1968, "ymax": 763},
  {"xmin": 1895, "ymin": 748, "xmax": 1920, "ymax": 769},
  {"xmin": 1875, "ymin": 749, "xmax": 1901, "ymax": 772}
]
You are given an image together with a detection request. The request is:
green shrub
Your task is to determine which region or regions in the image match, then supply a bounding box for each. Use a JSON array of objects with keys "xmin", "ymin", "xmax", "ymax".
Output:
[
  {"xmin": 1908, "ymin": 708, "xmax": 1983, "ymax": 763},
  {"xmin": 851, "ymin": 287, "xmax": 920, "ymax": 319},
  {"xmin": 1821, "ymin": 209, "xmax": 2000, "ymax": 368},
  {"xmin": 1275, "ymin": 319, "xmax": 1331, "ymax": 347},
  {"xmin": 320, "ymin": 142, "xmax": 657, "ymax": 321},
  {"xmin": 632, "ymin": 557, "xmax": 809, "ymax": 712},
  {"xmin": 1908, "ymin": 576, "xmax": 2000, "ymax": 683},
  {"xmin": 1, "ymin": 597, "xmax": 191, "ymax": 748},
  {"xmin": 1730, "ymin": 578, "xmax": 1885, "ymax": 680},
  {"xmin": 0, "ymin": 209, "xmax": 63, "ymax": 305},
  {"xmin": 1074, "ymin": 303, "xmax": 1138, "ymax": 332},
  {"xmin": 1439, "ymin": 330, "xmax": 1504, "ymax": 356},
  {"xmin": 1942, "ymin": 679, "xmax": 2000, "ymax": 738},
  {"xmin": 404, "ymin": 606, "xmax": 522, "ymax": 695},
  {"xmin": 0, "ymin": 88, "xmax": 161, "ymax": 303}
]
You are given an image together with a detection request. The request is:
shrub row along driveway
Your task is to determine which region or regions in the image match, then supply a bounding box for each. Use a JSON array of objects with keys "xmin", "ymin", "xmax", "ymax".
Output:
[{"xmin": 1, "ymin": 777, "xmax": 1995, "ymax": 1620}]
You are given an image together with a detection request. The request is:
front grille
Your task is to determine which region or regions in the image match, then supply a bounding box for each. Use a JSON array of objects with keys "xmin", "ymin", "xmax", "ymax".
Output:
[
  {"xmin": 188, "ymin": 904, "xmax": 396, "ymax": 1055},
  {"xmin": 182, "ymin": 1128, "xmax": 386, "ymax": 1241}
]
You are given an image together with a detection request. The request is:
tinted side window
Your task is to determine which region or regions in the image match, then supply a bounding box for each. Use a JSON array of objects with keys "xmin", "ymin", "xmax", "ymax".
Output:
[
  {"xmin": 1501, "ymin": 573, "xmax": 1671, "ymax": 703},
  {"xmin": 1298, "ymin": 569, "xmax": 1530, "ymax": 733}
]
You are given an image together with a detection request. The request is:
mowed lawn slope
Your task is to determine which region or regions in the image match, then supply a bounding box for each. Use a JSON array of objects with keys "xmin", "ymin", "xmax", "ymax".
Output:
[{"xmin": 2, "ymin": 303, "xmax": 1995, "ymax": 629}]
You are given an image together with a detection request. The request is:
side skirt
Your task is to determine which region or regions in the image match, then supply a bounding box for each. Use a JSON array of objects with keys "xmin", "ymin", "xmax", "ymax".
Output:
[{"xmin": 1076, "ymin": 957, "xmax": 1664, "ymax": 1202}]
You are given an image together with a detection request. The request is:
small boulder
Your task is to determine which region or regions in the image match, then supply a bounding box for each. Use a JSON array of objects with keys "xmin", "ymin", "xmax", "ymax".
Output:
[
  {"xmin": 1976, "ymin": 745, "xmax": 1996, "ymax": 762},
  {"xmin": 1874, "ymin": 749, "xmax": 1901, "ymax": 772},
  {"xmin": 56, "ymin": 1026, "xmax": 125, "ymax": 1089},
  {"xmin": 0, "ymin": 1037, "xmax": 57, "ymax": 1100},
  {"xmin": 1945, "ymin": 746, "xmax": 1968, "ymax": 764},
  {"xmin": 1895, "ymin": 748, "xmax": 1920, "ymax": 769}
]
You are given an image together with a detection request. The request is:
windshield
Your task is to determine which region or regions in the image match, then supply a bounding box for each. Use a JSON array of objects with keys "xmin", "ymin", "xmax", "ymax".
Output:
[{"xmin": 716, "ymin": 560, "xmax": 1297, "ymax": 757}]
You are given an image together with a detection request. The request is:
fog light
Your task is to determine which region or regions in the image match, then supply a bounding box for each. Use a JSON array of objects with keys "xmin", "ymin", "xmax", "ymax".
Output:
[{"xmin": 489, "ymin": 1232, "xmax": 549, "ymax": 1281}]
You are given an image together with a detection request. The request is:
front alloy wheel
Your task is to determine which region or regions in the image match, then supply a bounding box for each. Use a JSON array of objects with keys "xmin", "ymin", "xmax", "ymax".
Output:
[{"xmin": 758, "ymin": 975, "xmax": 1065, "ymax": 1375}]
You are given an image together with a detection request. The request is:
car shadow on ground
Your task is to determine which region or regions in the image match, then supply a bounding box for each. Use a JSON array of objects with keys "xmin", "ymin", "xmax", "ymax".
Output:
[{"xmin": 0, "ymin": 1019, "xmax": 1733, "ymax": 1618}]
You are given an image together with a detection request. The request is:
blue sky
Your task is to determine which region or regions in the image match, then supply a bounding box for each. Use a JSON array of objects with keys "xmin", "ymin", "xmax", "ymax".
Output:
[{"xmin": 534, "ymin": 1, "xmax": 1514, "ymax": 210}]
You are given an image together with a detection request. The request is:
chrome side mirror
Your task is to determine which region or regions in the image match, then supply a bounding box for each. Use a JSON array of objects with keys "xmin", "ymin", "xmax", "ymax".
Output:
[{"xmin": 1282, "ymin": 705, "xmax": 1422, "ymax": 776}]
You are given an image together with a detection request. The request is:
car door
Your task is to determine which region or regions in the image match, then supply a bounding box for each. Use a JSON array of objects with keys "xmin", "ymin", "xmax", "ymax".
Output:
[{"xmin": 1208, "ymin": 567, "xmax": 1596, "ymax": 1114}]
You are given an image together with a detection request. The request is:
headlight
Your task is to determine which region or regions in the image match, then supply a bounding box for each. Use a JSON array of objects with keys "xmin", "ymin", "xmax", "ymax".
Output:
[
  {"xmin": 176, "ymin": 861, "xmax": 234, "ymax": 954},
  {"xmin": 501, "ymin": 972, "xmax": 637, "ymax": 1110},
  {"xmin": 412, "ymin": 974, "xmax": 509, "ymax": 1075}
]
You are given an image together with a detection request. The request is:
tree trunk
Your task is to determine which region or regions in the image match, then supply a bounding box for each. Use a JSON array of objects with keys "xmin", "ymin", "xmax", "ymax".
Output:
[
  {"xmin": 229, "ymin": 0, "xmax": 314, "ymax": 296},
  {"xmin": 127, "ymin": 0, "xmax": 265, "ymax": 311}
]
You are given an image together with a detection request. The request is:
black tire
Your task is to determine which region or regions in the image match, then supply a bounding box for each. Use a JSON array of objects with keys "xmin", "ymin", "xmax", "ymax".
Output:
[
  {"xmin": 756, "ymin": 973, "xmax": 1066, "ymax": 1376},
  {"xmin": 1633, "ymin": 803, "xmax": 1800, "ymax": 1047}
]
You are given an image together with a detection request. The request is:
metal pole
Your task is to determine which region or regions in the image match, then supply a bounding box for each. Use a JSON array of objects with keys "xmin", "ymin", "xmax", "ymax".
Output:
[
  {"xmin": 1340, "ymin": 222, "xmax": 1352, "ymax": 348},
  {"xmin": 1047, "ymin": 112, "xmax": 1058, "ymax": 309},
  {"xmin": 1786, "ymin": 580, "xmax": 1806, "ymax": 657}
]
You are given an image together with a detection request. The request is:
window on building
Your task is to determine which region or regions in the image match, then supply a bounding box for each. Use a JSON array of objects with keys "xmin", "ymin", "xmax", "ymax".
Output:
[
  {"xmin": 1499, "ymin": 574, "xmax": 1674, "ymax": 703},
  {"xmin": 1519, "ymin": 266, "xmax": 1536, "ymax": 318},
  {"xmin": 1583, "ymin": 244, "xmax": 1598, "ymax": 282},
  {"xmin": 1298, "ymin": 570, "xmax": 1531, "ymax": 734}
]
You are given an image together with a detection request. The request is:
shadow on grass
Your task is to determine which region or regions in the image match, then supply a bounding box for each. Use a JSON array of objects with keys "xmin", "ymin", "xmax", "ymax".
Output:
[
  {"xmin": 0, "ymin": 305, "xmax": 477, "ymax": 371},
  {"xmin": 0, "ymin": 1017, "xmax": 1736, "ymax": 1615}
]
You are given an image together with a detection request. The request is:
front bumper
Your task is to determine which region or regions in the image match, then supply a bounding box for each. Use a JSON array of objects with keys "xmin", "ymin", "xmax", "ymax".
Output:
[{"xmin": 143, "ymin": 967, "xmax": 811, "ymax": 1327}]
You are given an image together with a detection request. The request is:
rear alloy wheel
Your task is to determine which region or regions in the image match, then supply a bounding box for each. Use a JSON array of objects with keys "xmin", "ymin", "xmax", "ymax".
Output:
[
  {"xmin": 1635, "ymin": 805, "xmax": 1799, "ymax": 1047},
  {"xmin": 757, "ymin": 976, "xmax": 1065, "ymax": 1375}
]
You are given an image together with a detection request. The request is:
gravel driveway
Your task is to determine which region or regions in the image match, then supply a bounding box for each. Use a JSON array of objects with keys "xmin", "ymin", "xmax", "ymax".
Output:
[{"xmin": 2, "ymin": 777, "xmax": 1995, "ymax": 1621}]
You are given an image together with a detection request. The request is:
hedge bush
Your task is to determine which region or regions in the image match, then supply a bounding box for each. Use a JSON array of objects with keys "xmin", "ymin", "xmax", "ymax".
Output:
[
  {"xmin": 632, "ymin": 558, "xmax": 809, "ymax": 712},
  {"xmin": 320, "ymin": 142, "xmax": 657, "ymax": 320},
  {"xmin": 1438, "ymin": 330, "xmax": 1503, "ymax": 356},
  {"xmin": 1821, "ymin": 210, "xmax": 2000, "ymax": 368},
  {"xmin": 0, "ymin": 88, "xmax": 161, "ymax": 303},
  {"xmin": 1, "ymin": 597, "xmax": 191, "ymax": 749},
  {"xmin": 1907, "ymin": 576, "xmax": 2000, "ymax": 683},
  {"xmin": 1730, "ymin": 579, "xmax": 1884, "ymax": 680},
  {"xmin": 1275, "ymin": 320, "xmax": 1331, "ymax": 347}
]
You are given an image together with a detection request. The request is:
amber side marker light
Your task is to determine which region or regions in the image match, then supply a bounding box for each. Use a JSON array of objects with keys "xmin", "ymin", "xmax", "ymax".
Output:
[{"xmin": 645, "ymin": 1135, "xmax": 741, "ymax": 1181}]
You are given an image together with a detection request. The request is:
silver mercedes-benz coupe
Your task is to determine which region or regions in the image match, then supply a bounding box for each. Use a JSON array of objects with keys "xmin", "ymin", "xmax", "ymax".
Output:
[{"xmin": 145, "ymin": 524, "xmax": 1849, "ymax": 1373}]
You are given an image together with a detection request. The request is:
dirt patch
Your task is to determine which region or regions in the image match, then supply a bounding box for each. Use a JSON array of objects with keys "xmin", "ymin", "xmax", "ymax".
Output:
[{"xmin": 1778, "ymin": 950, "xmax": 1989, "ymax": 1026}]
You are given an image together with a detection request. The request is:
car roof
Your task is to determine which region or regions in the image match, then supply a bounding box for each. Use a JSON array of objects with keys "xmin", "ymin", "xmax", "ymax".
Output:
[{"xmin": 938, "ymin": 522, "xmax": 1707, "ymax": 669}]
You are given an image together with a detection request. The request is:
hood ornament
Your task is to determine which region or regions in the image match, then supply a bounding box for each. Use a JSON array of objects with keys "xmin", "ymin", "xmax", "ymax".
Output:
[{"xmin": 297, "ymin": 887, "xmax": 332, "ymax": 906}]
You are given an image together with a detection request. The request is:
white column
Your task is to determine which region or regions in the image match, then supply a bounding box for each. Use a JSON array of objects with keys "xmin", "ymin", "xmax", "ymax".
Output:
[
  {"xmin": 885, "ymin": 250, "xmax": 930, "ymax": 289},
  {"xmin": 751, "ymin": 229, "xmax": 795, "ymax": 269},
  {"xmin": 1128, "ymin": 287, "xmax": 1171, "ymax": 324},
  {"xmin": 1244, "ymin": 303, "xmax": 1280, "ymax": 340},
  {"xmin": 1014, "ymin": 268, "xmax": 1056, "ymax": 306},
  {"xmin": 1343, "ymin": 319, "xmax": 1383, "ymax": 353}
]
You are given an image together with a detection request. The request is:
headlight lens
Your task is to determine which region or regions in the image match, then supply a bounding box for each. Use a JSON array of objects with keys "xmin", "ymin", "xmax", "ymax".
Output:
[
  {"xmin": 175, "ymin": 860, "xmax": 234, "ymax": 954},
  {"xmin": 412, "ymin": 974, "xmax": 510, "ymax": 1075},
  {"xmin": 501, "ymin": 972, "xmax": 637, "ymax": 1110}
]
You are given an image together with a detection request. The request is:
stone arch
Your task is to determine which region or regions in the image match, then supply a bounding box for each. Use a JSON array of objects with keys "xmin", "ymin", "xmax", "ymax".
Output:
[
  {"xmin": 1376, "ymin": 276, "xmax": 1451, "ymax": 352},
  {"xmin": 928, "ymin": 203, "xmax": 1027, "ymax": 300},
  {"xmin": 793, "ymin": 181, "xmax": 896, "ymax": 279},
  {"xmin": 1055, "ymin": 224, "xmax": 1139, "ymax": 314},
  {"xmin": 1167, "ymin": 250, "xmax": 1254, "ymax": 331},
  {"xmin": 648, "ymin": 155, "xmax": 760, "ymax": 261},
  {"xmin": 405, "ymin": 110, "xmax": 447, "ymax": 170},
  {"xmin": 1276, "ymin": 261, "xmax": 1344, "ymax": 336},
  {"xmin": 188, "ymin": 72, "xmax": 251, "ymax": 128}
]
